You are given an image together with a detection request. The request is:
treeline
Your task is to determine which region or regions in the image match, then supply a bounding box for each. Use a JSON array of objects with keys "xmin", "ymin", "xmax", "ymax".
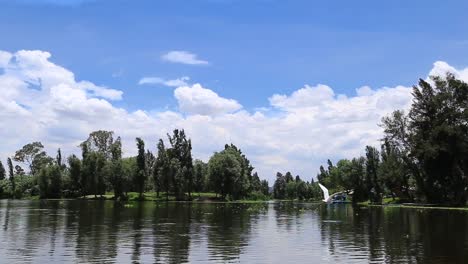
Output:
[
  {"xmin": 318, "ymin": 74, "xmax": 468, "ymax": 206},
  {"xmin": 0, "ymin": 129, "xmax": 269, "ymax": 201},
  {"xmin": 272, "ymin": 172, "xmax": 322, "ymax": 200}
]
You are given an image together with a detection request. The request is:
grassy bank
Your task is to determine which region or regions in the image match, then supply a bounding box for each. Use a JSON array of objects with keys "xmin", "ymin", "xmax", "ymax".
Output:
[{"xmin": 19, "ymin": 192, "xmax": 271, "ymax": 203}]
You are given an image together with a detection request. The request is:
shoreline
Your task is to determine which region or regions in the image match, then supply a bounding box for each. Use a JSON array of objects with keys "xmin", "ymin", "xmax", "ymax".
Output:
[{"xmin": 358, "ymin": 202, "xmax": 468, "ymax": 211}]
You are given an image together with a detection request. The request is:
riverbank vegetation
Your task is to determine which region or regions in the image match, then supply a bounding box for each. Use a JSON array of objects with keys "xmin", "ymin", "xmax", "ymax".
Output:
[
  {"xmin": 318, "ymin": 74, "xmax": 468, "ymax": 206},
  {"xmin": 0, "ymin": 129, "xmax": 275, "ymax": 201},
  {"xmin": 2, "ymin": 74, "xmax": 467, "ymax": 206}
]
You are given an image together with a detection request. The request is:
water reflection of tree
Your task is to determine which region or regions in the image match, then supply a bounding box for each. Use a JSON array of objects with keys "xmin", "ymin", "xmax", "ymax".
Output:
[
  {"xmin": 318, "ymin": 205, "xmax": 468, "ymax": 263},
  {"xmin": 75, "ymin": 201, "xmax": 107, "ymax": 263},
  {"xmin": 318, "ymin": 205, "xmax": 379, "ymax": 262},
  {"xmin": 204, "ymin": 203, "xmax": 267, "ymax": 262},
  {"xmin": 152, "ymin": 203, "xmax": 192, "ymax": 264},
  {"xmin": 273, "ymin": 202, "xmax": 317, "ymax": 232}
]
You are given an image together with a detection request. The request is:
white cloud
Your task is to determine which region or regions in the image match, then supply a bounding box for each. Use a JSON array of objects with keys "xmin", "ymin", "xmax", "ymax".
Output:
[
  {"xmin": 429, "ymin": 61, "xmax": 468, "ymax": 82},
  {"xmin": 139, "ymin": 76, "xmax": 190, "ymax": 87},
  {"xmin": 161, "ymin": 51, "xmax": 209, "ymax": 65},
  {"xmin": 0, "ymin": 49, "xmax": 465, "ymax": 183},
  {"xmin": 174, "ymin": 83, "xmax": 242, "ymax": 115}
]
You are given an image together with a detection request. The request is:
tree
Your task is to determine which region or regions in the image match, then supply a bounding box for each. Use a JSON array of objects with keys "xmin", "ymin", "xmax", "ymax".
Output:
[
  {"xmin": 145, "ymin": 150, "xmax": 155, "ymax": 192},
  {"xmin": 193, "ymin": 159, "xmax": 208, "ymax": 194},
  {"xmin": 284, "ymin": 172, "xmax": 294, "ymax": 183},
  {"xmin": 222, "ymin": 144, "xmax": 253, "ymax": 198},
  {"xmin": 13, "ymin": 142, "xmax": 51, "ymax": 175},
  {"xmin": 379, "ymin": 140, "xmax": 410, "ymax": 200},
  {"xmin": 365, "ymin": 146, "xmax": 382, "ymax": 204},
  {"xmin": 67, "ymin": 154, "xmax": 82, "ymax": 195},
  {"xmin": 38, "ymin": 165, "xmax": 62, "ymax": 198},
  {"xmin": 135, "ymin": 137, "xmax": 146, "ymax": 199},
  {"xmin": 109, "ymin": 137, "xmax": 125, "ymax": 200},
  {"xmin": 14, "ymin": 165, "xmax": 25, "ymax": 176},
  {"xmin": 154, "ymin": 139, "xmax": 170, "ymax": 200},
  {"xmin": 296, "ymin": 180, "xmax": 308, "ymax": 200},
  {"xmin": 167, "ymin": 129, "xmax": 193, "ymax": 198},
  {"xmin": 7, "ymin": 158, "xmax": 15, "ymax": 195},
  {"xmin": 0, "ymin": 161, "xmax": 5, "ymax": 181},
  {"xmin": 250, "ymin": 172, "xmax": 261, "ymax": 193},
  {"xmin": 208, "ymin": 150, "xmax": 242, "ymax": 199},
  {"xmin": 49, "ymin": 165, "xmax": 63, "ymax": 198},
  {"xmin": 260, "ymin": 180, "xmax": 269, "ymax": 196},
  {"xmin": 285, "ymin": 180, "xmax": 297, "ymax": 199},
  {"xmin": 381, "ymin": 110, "xmax": 417, "ymax": 201},
  {"xmin": 346, "ymin": 157, "xmax": 367, "ymax": 204},
  {"xmin": 273, "ymin": 172, "xmax": 286, "ymax": 199},
  {"xmin": 408, "ymin": 74, "xmax": 468, "ymax": 205},
  {"xmin": 81, "ymin": 130, "xmax": 115, "ymax": 159}
]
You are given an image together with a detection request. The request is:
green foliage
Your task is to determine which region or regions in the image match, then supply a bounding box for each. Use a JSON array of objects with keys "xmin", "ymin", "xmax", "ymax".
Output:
[
  {"xmin": 7, "ymin": 157, "xmax": 15, "ymax": 196},
  {"xmin": 38, "ymin": 164, "xmax": 62, "ymax": 198},
  {"xmin": 318, "ymin": 74, "xmax": 468, "ymax": 206},
  {"xmin": 273, "ymin": 172, "xmax": 286, "ymax": 199},
  {"xmin": 408, "ymin": 75, "xmax": 468, "ymax": 205},
  {"xmin": 167, "ymin": 129, "xmax": 193, "ymax": 198},
  {"xmin": 193, "ymin": 159, "xmax": 208, "ymax": 193},
  {"xmin": 135, "ymin": 137, "xmax": 146, "ymax": 199},
  {"xmin": 273, "ymin": 171, "xmax": 321, "ymax": 201},
  {"xmin": 207, "ymin": 144, "xmax": 254, "ymax": 200},
  {"xmin": 108, "ymin": 137, "xmax": 125, "ymax": 200},
  {"xmin": 3, "ymin": 130, "xmax": 271, "ymax": 202},
  {"xmin": 208, "ymin": 150, "xmax": 241, "ymax": 199},
  {"xmin": 67, "ymin": 154, "xmax": 82, "ymax": 195},
  {"xmin": 260, "ymin": 179, "xmax": 269, "ymax": 196},
  {"xmin": 0, "ymin": 161, "xmax": 5, "ymax": 181},
  {"xmin": 13, "ymin": 141, "xmax": 52, "ymax": 175},
  {"xmin": 365, "ymin": 146, "xmax": 382, "ymax": 204}
]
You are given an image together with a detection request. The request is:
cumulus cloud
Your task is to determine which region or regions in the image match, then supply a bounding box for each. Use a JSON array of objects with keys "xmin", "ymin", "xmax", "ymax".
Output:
[
  {"xmin": 1, "ymin": 49, "xmax": 465, "ymax": 182},
  {"xmin": 139, "ymin": 76, "xmax": 190, "ymax": 87},
  {"xmin": 428, "ymin": 61, "xmax": 468, "ymax": 82},
  {"xmin": 161, "ymin": 51, "xmax": 209, "ymax": 65},
  {"xmin": 174, "ymin": 83, "xmax": 242, "ymax": 115}
]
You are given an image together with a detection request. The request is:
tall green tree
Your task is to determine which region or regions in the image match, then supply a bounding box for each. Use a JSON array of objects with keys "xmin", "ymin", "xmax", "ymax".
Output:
[
  {"xmin": 408, "ymin": 75, "xmax": 468, "ymax": 205},
  {"xmin": 7, "ymin": 158, "xmax": 15, "ymax": 195},
  {"xmin": 13, "ymin": 142, "xmax": 52, "ymax": 175},
  {"xmin": 365, "ymin": 146, "xmax": 382, "ymax": 204},
  {"xmin": 154, "ymin": 139, "xmax": 170, "ymax": 199},
  {"xmin": 109, "ymin": 137, "xmax": 125, "ymax": 200},
  {"xmin": 251, "ymin": 172, "xmax": 261, "ymax": 193},
  {"xmin": 379, "ymin": 140, "xmax": 410, "ymax": 200},
  {"xmin": 208, "ymin": 149, "xmax": 242, "ymax": 199},
  {"xmin": 273, "ymin": 172, "xmax": 286, "ymax": 199},
  {"xmin": 38, "ymin": 164, "xmax": 62, "ymax": 198},
  {"xmin": 0, "ymin": 161, "xmax": 5, "ymax": 181},
  {"xmin": 260, "ymin": 179, "xmax": 269, "ymax": 196},
  {"xmin": 67, "ymin": 154, "xmax": 82, "ymax": 195},
  {"xmin": 135, "ymin": 137, "xmax": 146, "ymax": 199},
  {"xmin": 193, "ymin": 159, "xmax": 208, "ymax": 194},
  {"xmin": 167, "ymin": 129, "xmax": 193, "ymax": 198},
  {"xmin": 81, "ymin": 130, "xmax": 115, "ymax": 159}
]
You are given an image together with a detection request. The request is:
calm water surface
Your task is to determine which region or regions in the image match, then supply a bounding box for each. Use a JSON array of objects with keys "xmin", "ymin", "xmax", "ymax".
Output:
[{"xmin": 0, "ymin": 200, "xmax": 467, "ymax": 263}]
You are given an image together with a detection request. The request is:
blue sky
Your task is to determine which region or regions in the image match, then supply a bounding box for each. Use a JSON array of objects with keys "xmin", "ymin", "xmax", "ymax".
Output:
[
  {"xmin": 2, "ymin": 0, "xmax": 468, "ymax": 111},
  {"xmin": 2, "ymin": 0, "xmax": 468, "ymax": 180}
]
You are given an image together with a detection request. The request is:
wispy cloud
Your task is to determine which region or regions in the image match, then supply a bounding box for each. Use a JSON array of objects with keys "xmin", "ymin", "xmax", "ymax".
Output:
[
  {"xmin": 138, "ymin": 76, "xmax": 190, "ymax": 87},
  {"xmin": 161, "ymin": 51, "xmax": 209, "ymax": 65}
]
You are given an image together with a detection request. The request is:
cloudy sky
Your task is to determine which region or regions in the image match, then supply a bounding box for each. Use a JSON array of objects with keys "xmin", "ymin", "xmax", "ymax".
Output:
[{"xmin": 2, "ymin": 0, "xmax": 468, "ymax": 182}]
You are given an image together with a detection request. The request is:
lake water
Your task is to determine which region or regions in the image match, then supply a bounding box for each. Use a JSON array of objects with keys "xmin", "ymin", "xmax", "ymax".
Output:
[{"xmin": 0, "ymin": 200, "xmax": 467, "ymax": 263}]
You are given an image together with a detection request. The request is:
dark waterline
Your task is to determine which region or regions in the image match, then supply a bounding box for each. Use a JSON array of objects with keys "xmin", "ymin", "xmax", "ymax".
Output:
[{"xmin": 0, "ymin": 200, "xmax": 467, "ymax": 263}]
